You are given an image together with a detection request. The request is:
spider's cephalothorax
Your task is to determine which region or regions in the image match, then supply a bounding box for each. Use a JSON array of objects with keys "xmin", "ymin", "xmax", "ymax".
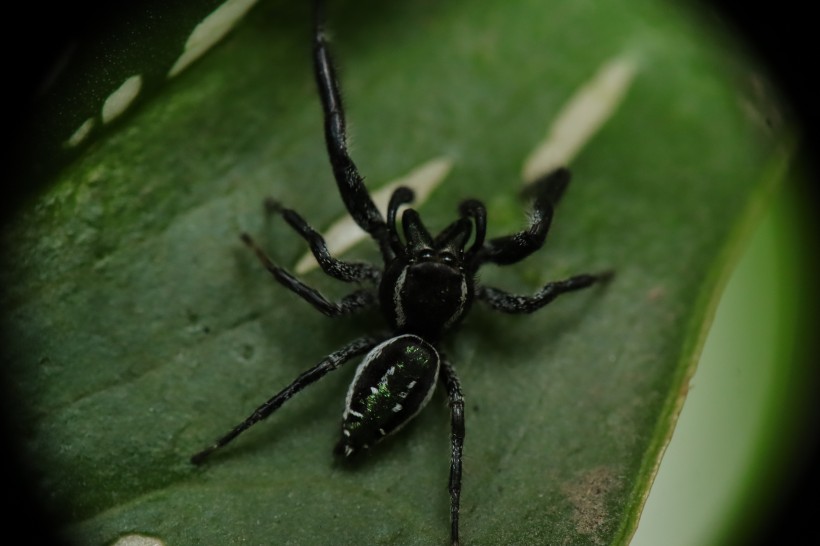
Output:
[
  {"xmin": 379, "ymin": 203, "xmax": 480, "ymax": 340},
  {"xmin": 191, "ymin": 2, "xmax": 612, "ymax": 545}
]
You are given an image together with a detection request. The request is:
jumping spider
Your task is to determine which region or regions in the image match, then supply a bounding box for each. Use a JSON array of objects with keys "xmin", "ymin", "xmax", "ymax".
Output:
[{"xmin": 191, "ymin": 3, "xmax": 612, "ymax": 545}]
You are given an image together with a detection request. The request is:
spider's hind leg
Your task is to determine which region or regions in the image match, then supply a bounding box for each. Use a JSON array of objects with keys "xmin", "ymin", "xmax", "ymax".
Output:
[
  {"xmin": 191, "ymin": 335, "xmax": 380, "ymax": 465},
  {"xmin": 440, "ymin": 355, "xmax": 465, "ymax": 546}
]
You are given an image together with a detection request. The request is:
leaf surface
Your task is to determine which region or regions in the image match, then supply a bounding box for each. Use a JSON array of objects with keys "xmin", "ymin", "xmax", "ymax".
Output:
[{"xmin": 3, "ymin": 0, "xmax": 788, "ymax": 544}]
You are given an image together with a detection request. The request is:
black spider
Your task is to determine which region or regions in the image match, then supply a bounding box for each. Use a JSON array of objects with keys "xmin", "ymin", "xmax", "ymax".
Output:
[{"xmin": 191, "ymin": 3, "xmax": 612, "ymax": 545}]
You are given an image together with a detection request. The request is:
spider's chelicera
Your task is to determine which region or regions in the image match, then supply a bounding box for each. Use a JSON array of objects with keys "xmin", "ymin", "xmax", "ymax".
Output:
[{"xmin": 191, "ymin": 4, "xmax": 612, "ymax": 545}]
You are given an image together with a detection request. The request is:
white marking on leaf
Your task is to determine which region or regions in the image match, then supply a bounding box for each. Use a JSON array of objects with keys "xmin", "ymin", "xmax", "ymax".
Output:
[
  {"xmin": 295, "ymin": 156, "xmax": 453, "ymax": 274},
  {"xmin": 168, "ymin": 0, "xmax": 259, "ymax": 78},
  {"xmin": 111, "ymin": 535, "xmax": 165, "ymax": 546},
  {"xmin": 101, "ymin": 75, "xmax": 143, "ymax": 124},
  {"xmin": 522, "ymin": 55, "xmax": 638, "ymax": 183},
  {"xmin": 65, "ymin": 118, "xmax": 95, "ymax": 148}
]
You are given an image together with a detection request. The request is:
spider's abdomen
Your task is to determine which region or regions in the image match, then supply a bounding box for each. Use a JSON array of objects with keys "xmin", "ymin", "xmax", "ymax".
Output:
[{"xmin": 335, "ymin": 334, "xmax": 440, "ymax": 457}]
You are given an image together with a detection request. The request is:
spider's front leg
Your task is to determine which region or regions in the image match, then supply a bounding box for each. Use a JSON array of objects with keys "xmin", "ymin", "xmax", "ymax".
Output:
[
  {"xmin": 313, "ymin": 7, "xmax": 393, "ymax": 260},
  {"xmin": 240, "ymin": 232, "xmax": 376, "ymax": 317},
  {"xmin": 264, "ymin": 198, "xmax": 381, "ymax": 284},
  {"xmin": 469, "ymin": 168, "xmax": 570, "ymax": 270}
]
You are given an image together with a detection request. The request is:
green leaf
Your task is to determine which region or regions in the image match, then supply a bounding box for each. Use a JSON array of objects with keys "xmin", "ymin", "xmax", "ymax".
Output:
[{"xmin": 3, "ymin": 0, "xmax": 790, "ymax": 544}]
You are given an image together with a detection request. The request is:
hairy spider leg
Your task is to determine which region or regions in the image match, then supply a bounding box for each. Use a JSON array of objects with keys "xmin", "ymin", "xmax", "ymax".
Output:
[
  {"xmin": 441, "ymin": 355, "xmax": 465, "ymax": 546},
  {"xmin": 386, "ymin": 186, "xmax": 415, "ymax": 255},
  {"xmin": 240, "ymin": 232, "xmax": 377, "ymax": 317},
  {"xmin": 434, "ymin": 225, "xmax": 472, "ymax": 259},
  {"xmin": 402, "ymin": 206, "xmax": 476, "ymax": 258},
  {"xmin": 471, "ymin": 168, "xmax": 571, "ymax": 269},
  {"xmin": 401, "ymin": 208, "xmax": 436, "ymax": 248},
  {"xmin": 191, "ymin": 335, "xmax": 381, "ymax": 465},
  {"xmin": 458, "ymin": 199, "xmax": 487, "ymax": 263},
  {"xmin": 313, "ymin": 7, "xmax": 393, "ymax": 261},
  {"xmin": 477, "ymin": 271, "xmax": 614, "ymax": 314},
  {"xmin": 263, "ymin": 198, "xmax": 381, "ymax": 283},
  {"xmin": 464, "ymin": 166, "xmax": 612, "ymax": 313},
  {"xmin": 421, "ymin": 198, "xmax": 487, "ymax": 277}
]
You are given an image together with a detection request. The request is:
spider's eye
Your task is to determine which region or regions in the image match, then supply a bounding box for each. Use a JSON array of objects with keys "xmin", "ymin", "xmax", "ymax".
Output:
[
  {"xmin": 417, "ymin": 249, "xmax": 434, "ymax": 261},
  {"xmin": 439, "ymin": 252, "xmax": 457, "ymax": 265}
]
